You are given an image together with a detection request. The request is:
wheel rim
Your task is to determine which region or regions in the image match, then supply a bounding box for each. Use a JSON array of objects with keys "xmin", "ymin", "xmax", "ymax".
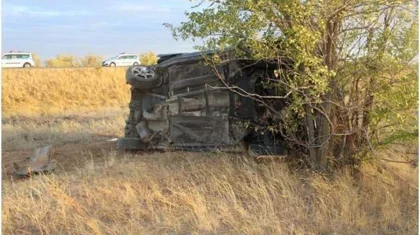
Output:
[{"xmin": 132, "ymin": 66, "xmax": 155, "ymax": 80}]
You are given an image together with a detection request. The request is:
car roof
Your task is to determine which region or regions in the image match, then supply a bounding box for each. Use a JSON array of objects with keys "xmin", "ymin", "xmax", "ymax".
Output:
[
  {"xmin": 4, "ymin": 52, "xmax": 31, "ymax": 54},
  {"xmin": 118, "ymin": 53, "xmax": 137, "ymax": 55}
]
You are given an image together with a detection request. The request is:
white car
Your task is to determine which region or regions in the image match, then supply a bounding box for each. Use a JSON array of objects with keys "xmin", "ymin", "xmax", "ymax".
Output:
[
  {"xmin": 102, "ymin": 53, "xmax": 140, "ymax": 67},
  {"xmin": 2, "ymin": 52, "xmax": 36, "ymax": 68}
]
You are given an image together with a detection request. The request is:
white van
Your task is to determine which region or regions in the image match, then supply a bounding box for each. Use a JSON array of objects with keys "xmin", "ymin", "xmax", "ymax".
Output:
[
  {"xmin": 2, "ymin": 52, "xmax": 36, "ymax": 68},
  {"xmin": 102, "ymin": 53, "xmax": 141, "ymax": 67}
]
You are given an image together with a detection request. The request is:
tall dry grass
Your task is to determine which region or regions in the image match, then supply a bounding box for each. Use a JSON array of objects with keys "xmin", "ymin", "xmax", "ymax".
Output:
[
  {"xmin": 2, "ymin": 108, "xmax": 126, "ymax": 151},
  {"xmin": 2, "ymin": 68, "xmax": 130, "ymax": 117},
  {"xmin": 2, "ymin": 149, "xmax": 418, "ymax": 234}
]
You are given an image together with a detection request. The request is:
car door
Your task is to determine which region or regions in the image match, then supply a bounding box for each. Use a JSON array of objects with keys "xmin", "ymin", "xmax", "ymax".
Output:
[
  {"xmin": 131, "ymin": 55, "xmax": 139, "ymax": 65},
  {"xmin": 115, "ymin": 56, "xmax": 122, "ymax": 66},
  {"xmin": 117, "ymin": 55, "xmax": 127, "ymax": 66},
  {"xmin": 2, "ymin": 55, "xmax": 11, "ymax": 67},
  {"xmin": 123, "ymin": 56, "xmax": 131, "ymax": 66},
  {"xmin": 16, "ymin": 55, "xmax": 25, "ymax": 67},
  {"xmin": 127, "ymin": 55, "xmax": 135, "ymax": 65},
  {"xmin": 8, "ymin": 55, "xmax": 21, "ymax": 67},
  {"xmin": 2, "ymin": 55, "xmax": 20, "ymax": 68},
  {"xmin": 21, "ymin": 54, "xmax": 31, "ymax": 66}
]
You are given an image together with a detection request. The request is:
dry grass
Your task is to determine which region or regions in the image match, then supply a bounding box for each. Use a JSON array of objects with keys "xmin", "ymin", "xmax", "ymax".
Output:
[
  {"xmin": 2, "ymin": 68, "xmax": 130, "ymax": 117},
  {"xmin": 2, "ymin": 111, "xmax": 418, "ymax": 234},
  {"xmin": 2, "ymin": 107, "xmax": 126, "ymax": 151},
  {"xmin": 2, "ymin": 148, "xmax": 418, "ymax": 235},
  {"xmin": 2, "ymin": 68, "xmax": 418, "ymax": 234},
  {"xmin": 1, "ymin": 108, "xmax": 127, "ymax": 177}
]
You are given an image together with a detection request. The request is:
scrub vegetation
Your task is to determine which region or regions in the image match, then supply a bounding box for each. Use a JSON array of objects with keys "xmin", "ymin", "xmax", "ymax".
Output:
[{"xmin": 167, "ymin": 0, "xmax": 418, "ymax": 169}]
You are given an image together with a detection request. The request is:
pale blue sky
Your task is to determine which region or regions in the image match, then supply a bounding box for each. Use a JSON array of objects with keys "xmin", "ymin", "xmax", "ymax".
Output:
[{"xmin": 2, "ymin": 0, "xmax": 202, "ymax": 61}]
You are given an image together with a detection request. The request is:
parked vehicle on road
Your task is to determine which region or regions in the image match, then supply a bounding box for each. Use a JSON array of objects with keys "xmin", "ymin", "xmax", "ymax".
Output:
[
  {"xmin": 102, "ymin": 53, "xmax": 140, "ymax": 67},
  {"xmin": 118, "ymin": 51, "xmax": 288, "ymax": 156},
  {"xmin": 1, "ymin": 52, "xmax": 35, "ymax": 68}
]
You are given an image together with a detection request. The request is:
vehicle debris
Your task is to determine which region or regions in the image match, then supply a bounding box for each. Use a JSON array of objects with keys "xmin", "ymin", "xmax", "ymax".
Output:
[
  {"xmin": 107, "ymin": 138, "xmax": 119, "ymax": 142},
  {"xmin": 13, "ymin": 145, "xmax": 56, "ymax": 176}
]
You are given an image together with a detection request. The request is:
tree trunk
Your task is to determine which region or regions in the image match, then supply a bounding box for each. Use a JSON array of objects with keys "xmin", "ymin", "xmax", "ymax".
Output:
[
  {"xmin": 315, "ymin": 18, "xmax": 340, "ymax": 169},
  {"xmin": 316, "ymin": 103, "xmax": 331, "ymax": 170},
  {"xmin": 304, "ymin": 104, "xmax": 318, "ymax": 164}
]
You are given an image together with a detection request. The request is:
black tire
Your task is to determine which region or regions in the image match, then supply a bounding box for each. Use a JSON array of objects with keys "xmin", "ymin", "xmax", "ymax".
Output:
[
  {"xmin": 117, "ymin": 137, "xmax": 147, "ymax": 150},
  {"xmin": 126, "ymin": 65, "xmax": 161, "ymax": 90},
  {"xmin": 110, "ymin": 62, "xmax": 116, "ymax": 67},
  {"xmin": 23, "ymin": 63, "xmax": 31, "ymax": 68},
  {"xmin": 133, "ymin": 62, "xmax": 139, "ymax": 66}
]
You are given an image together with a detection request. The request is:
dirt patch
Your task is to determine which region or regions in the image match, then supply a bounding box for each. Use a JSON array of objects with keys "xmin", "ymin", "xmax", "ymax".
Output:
[
  {"xmin": 3, "ymin": 140, "xmax": 118, "ymax": 179},
  {"xmin": 2, "ymin": 108, "xmax": 127, "ymax": 179}
]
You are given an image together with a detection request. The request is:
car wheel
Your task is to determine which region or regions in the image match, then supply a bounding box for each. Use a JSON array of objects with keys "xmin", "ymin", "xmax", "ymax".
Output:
[
  {"xmin": 110, "ymin": 62, "xmax": 116, "ymax": 67},
  {"xmin": 126, "ymin": 65, "xmax": 162, "ymax": 90},
  {"xmin": 133, "ymin": 62, "xmax": 139, "ymax": 66},
  {"xmin": 23, "ymin": 63, "xmax": 31, "ymax": 68}
]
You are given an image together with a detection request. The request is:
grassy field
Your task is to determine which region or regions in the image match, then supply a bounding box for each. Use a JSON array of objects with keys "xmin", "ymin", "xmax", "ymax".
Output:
[
  {"xmin": 2, "ymin": 67, "xmax": 130, "ymax": 117},
  {"xmin": 2, "ymin": 68, "xmax": 418, "ymax": 234}
]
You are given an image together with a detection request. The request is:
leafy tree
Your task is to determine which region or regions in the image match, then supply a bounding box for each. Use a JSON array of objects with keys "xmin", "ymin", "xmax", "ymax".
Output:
[
  {"xmin": 140, "ymin": 52, "xmax": 158, "ymax": 65},
  {"xmin": 167, "ymin": 0, "xmax": 418, "ymax": 169},
  {"xmin": 46, "ymin": 54, "xmax": 80, "ymax": 68},
  {"xmin": 31, "ymin": 53, "xmax": 42, "ymax": 67},
  {"xmin": 80, "ymin": 54, "xmax": 103, "ymax": 67}
]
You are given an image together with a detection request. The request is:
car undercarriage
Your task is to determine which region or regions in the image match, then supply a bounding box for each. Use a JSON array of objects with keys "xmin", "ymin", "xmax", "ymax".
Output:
[{"xmin": 118, "ymin": 51, "xmax": 287, "ymax": 156}]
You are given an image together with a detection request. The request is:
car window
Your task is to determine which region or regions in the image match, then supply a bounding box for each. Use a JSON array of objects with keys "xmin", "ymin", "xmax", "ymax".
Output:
[
  {"xmin": 118, "ymin": 56, "xmax": 127, "ymax": 60},
  {"xmin": 2, "ymin": 55, "xmax": 11, "ymax": 59},
  {"xmin": 19, "ymin": 54, "xmax": 30, "ymax": 59},
  {"xmin": 10, "ymin": 55, "xmax": 18, "ymax": 59}
]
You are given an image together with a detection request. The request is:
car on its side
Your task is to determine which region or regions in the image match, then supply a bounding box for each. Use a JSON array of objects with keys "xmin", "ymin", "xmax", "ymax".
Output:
[
  {"xmin": 2, "ymin": 52, "xmax": 36, "ymax": 68},
  {"xmin": 102, "ymin": 53, "xmax": 141, "ymax": 67},
  {"xmin": 118, "ymin": 50, "xmax": 288, "ymax": 156}
]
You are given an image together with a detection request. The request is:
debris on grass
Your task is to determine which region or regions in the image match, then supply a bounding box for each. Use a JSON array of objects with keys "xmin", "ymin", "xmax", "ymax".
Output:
[{"xmin": 13, "ymin": 145, "xmax": 56, "ymax": 176}]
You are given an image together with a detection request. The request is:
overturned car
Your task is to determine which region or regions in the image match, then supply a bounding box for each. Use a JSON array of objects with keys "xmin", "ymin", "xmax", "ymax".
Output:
[{"xmin": 118, "ymin": 51, "xmax": 288, "ymax": 156}]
